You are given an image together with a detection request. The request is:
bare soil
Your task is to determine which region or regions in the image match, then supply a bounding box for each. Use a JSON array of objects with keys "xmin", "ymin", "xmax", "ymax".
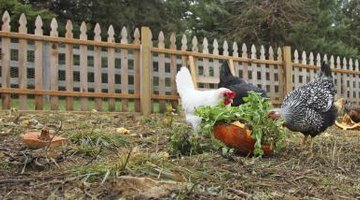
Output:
[{"xmin": 0, "ymin": 110, "xmax": 359, "ymax": 199}]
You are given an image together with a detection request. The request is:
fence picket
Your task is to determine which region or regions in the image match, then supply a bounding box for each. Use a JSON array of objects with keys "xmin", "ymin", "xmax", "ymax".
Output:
[
  {"xmin": 120, "ymin": 27, "xmax": 129, "ymax": 111},
  {"xmin": 94, "ymin": 23, "xmax": 102, "ymax": 111},
  {"xmin": 293, "ymin": 49, "xmax": 299, "ymax": 88},
  {"xmin": 133, "ymin": 28, "xmax": 141, "ymax": 112},
  {"xmin": 260, "ymin": 45, "xmax": 266, "ymax": 91},
  {"xmin": 202, "ymin": 38, "xmax": 210, "ymax": 88},
  {"xmin": 79, "ymin": 22, "xmax": 88, "ymax": 111},
  {"xmin": 268, "ymin": 46, "xmax": 275, "ymax": 99},
  {"xmin": 336, "ymin": 56, "xmax": 342, "ymax": 96},
  {"xmin": 232, "ymin": 42, "xmax": 239, "ymax": 77},
  {"xmin": 181, "ymin": 34, "xmax": 187, "ymax": 66},
  {"xmin": 343, "ymin": 58, "xmax": 349, "ymax": 99},
  {"xmin": 212, "ymin": 39, "xmax": 220, "ymax": 88},
  {"xmin": 169, "ymin": 33, "xmax": 178, "ymax": 109},
  {"xmin": 34, "ymin": 16, "xmax": 43, "ymax": 110},
  {"xmin": 50, "ymin": 18, "xmax": 59, "ymax": 110},
  {"xmin": 250, "ymin": 44, "xmax": 257, "ymax": 86},
  {"xmin": 241, "ymin": 43, "xmax": 248, "ymax": 80},
  {"xmin": 309, "ymin": 52, "xmax": 315, "ymax": 81},
  {"xmin": 65, "ymin": 20, "xmax": 74, "ymax": 110},
  {"xmin": 349, "ymin": 58, "xmax": 354, "ymax": 101},
  {"xmin": 18, "ymin": 13, "xmax": 28, "ymax": 110},
  {"xmin": 158, "ymin": 31, "xmax": 166, "ymax": 112},
  {"xmin": 1, "ymin": 11, "xmax": 11, "ymax": 109},
  {"xmin": 107, "ymin": 25, "xmax": 115, "ymax": 111}
]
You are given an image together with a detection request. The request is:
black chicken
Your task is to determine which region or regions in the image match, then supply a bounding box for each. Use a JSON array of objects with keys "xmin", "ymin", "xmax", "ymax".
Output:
[
  {"xmin": 269, "ymin": 62, "xmax": 337, "ymax": 151},
  {"xmin": 218, "ymin": 61, "xmax": 268, "ymax": 106}
]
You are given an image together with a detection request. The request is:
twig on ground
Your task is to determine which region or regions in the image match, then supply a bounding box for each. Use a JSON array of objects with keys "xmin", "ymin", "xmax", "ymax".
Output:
[
  {"xmin": 45, "ymin": 121, "xmax": 63, "ymax": 154},
  {"xmin": 227, "ymin": 188, "xmax": 253, "ymax": 199}
]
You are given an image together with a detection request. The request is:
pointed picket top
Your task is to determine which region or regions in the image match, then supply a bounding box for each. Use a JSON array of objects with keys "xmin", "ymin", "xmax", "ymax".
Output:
[
  {"xmin": 50, "ymin": 18, "xmax": 58, "ymax": 36},
  {"xmin": 343, "ymin": 57, "xmax": 348, "ymax": 69},
  {"xmin": 268, "ymin": 46, "xmax": 274, "ymax": 60},
  {"xmin": 355, "ymin": 60, "xmax": 359, "ymax": 71},
  {"xmin": 301, "ymin": 51, "xmax": 307, "ymax": 65},
  {"xmin": 133, "ymin": 28, "xmax": 140, "ymax": 44},
  {"xmin": 213, "ymin": 39, "xmax": 219, "ymax": 55},
  {"xmin": 330, "ymin": 55, "xmax": 335, "ymax": 68},
  {"xmin": 323, "ymin": 54, "xmax": 328, "ymax": 63},
  {"xmin": 170, "ymin": 32, "xmax": 176, "ymax": 49},
  {"xmin": 107, "ymin": 25, "xmax": 115, "ymax": 42},
  {"xmin": 309, "ymin": 52, "xmax": 314, "ymax": 65},
  {"xmin": 349, "ymin": 58, "xmax": 353, "ymax": 70},
  {"xmin": 80, "ymin": 21, "xmax": 87, "ymax": 40},
  {"xmin": 241, "ymin": 43, "xmax": 247, "ymax": 58},
  {"xmin": 277, "ymin": 47, "xmax": 282, "ymax": 61},
  {"xmin": 181, "ymin": 34, "xmax": 187, "ymax": 51},
  {"xmin": 121, "ymin": 26, "xmax": 128, "ymax": 44},
  {"xmin": 158, "ymin": 31, "xmax": 165, "ymax": 48},
  {"xmin": 34, "ymin": 15, "xmax": 43, "ymax": 35},
  {"xmin": 191, "ymin": 36, "xmax": 198, "ymax": 52},
  {"xmin": 260, "ymin": 45, "xmax": 265, "ymax": 59},
  {"xmin": 294, "ymin": 49, "xmax": 299, "ymax": 63},
  {"xmin": 94, "ymin": 23, "xmax": 101, "ymax": 41},
  {"xmin": 18, "ymin": 13, "xmax": 27, "ymax": 33},
  {"xmin": 250, "ymin": 44, "xmax": 256, "ymax": 59},
  {"xmin": 65, "ymin": 20, "xmax": 73, "ymax": 38},
  {"xmin": 222, "ymin": 40, "xmax": 228, "ymax": 56},
  {"xmin": 316, "ymin": 53, "xmax": 321, "ymax": 66},
  {"xmin": 2, "ymin": 11, "xmax": 10, "ymax": 31},
  {"xmin": 202, "ymin": 38, "xmax": 209, "ymax": 53},
  {"xmin": 336, "ymin": 56, "xmax": 341, "ymax": 69},
  {"xmin": 232, "ymin": 42, "xmax": 238, "ymax": 57}
]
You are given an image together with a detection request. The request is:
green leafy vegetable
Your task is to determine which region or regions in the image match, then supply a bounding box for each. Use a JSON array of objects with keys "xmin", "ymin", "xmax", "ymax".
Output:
[{"xmin": 195, "ymin": 91, "xmax": 285, "ymax": 156}]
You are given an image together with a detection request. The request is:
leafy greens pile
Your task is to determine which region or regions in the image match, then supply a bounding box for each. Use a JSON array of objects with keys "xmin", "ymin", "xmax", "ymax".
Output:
[{"xmin": 195, "ymin": 91, "xmax": 285, "ymax": 156}]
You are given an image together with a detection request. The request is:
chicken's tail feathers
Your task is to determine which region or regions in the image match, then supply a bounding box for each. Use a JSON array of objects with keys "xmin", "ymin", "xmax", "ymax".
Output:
[
  {"xmin": 320, "ymin": 61, "xmax": 332, "ymax": 78},
  {"xmin": 176, "ymin": 66, "xmax": 195, "ymax": 97},
  {"xmin": 220, "ymin": 61, "xmax": 233, "ymax": 80}
]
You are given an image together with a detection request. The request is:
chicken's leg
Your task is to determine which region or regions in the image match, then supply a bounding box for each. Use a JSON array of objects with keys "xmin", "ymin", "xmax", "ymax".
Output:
[
  {"xmin": 302, "ymin": 135, "xmax": 309, "ymax": 146},
  {"xmin": 309, "ymin": 137, "xmax": 314, "ymax": 153}
]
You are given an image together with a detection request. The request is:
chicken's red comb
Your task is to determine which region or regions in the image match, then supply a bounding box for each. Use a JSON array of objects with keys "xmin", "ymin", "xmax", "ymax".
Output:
[{"xmin": 225, "ymin": 91, "xmax": 236, "ymax": 99}]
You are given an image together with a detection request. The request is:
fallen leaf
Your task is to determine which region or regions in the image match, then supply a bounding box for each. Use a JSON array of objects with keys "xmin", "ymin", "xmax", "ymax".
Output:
[{"xmin": 20, "ymin": 120, "xmax": 30, "ymax": 127}]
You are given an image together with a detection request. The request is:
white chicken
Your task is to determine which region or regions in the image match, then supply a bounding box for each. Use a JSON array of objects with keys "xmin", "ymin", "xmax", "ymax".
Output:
[{"xmin": 176, "ymin": 66, "xmax": 236, "ymax": 130}]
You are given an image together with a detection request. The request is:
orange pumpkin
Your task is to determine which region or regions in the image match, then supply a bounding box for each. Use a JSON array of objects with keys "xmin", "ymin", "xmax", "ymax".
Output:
[{"xmin": 213, "ymin": 122, "xmax": 273, "ymax": 155}]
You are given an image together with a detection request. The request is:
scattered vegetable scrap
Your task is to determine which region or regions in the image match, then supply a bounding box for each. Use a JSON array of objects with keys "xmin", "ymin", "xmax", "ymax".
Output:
[{"xmin": 22, "ymin": 129, "xmax": 68, "ymax": 149}]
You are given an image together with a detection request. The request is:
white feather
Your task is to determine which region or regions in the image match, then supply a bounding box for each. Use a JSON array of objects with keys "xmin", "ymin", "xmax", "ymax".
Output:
[{"xmin": 176, "ymin": 66, "xmax": 231, "ymax": 130}]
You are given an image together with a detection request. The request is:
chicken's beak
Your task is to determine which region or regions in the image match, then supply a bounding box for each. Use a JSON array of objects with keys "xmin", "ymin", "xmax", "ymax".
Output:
[{"xmin": 268, "ymin": 110, "xmax": 281, "ymax": 120}]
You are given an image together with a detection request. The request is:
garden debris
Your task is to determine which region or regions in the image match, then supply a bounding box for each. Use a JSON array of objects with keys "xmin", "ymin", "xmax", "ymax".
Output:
[
  {"xmin": 22, "ymin": 129, "xmax": 68, "ymax": 149},
  {"xmin": 335, "ymin": 114, "xmax": 360, "ymax": 130},
  {"xmin": 109, "ymin": 176, "xmax": 185, "ymax": 199},
  {"xmin": 116, "ymin": 127, "xmax": 130, "ymax": 134}
]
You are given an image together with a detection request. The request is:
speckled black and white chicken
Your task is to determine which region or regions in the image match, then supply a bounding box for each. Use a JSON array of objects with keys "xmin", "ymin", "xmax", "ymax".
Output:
[{"xmin": 269, "ymin": 62, "xmax": 337, "ymax": 151}]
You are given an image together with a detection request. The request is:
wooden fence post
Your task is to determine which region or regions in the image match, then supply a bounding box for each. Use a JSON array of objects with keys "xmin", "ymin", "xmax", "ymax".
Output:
[
  {"xmin": 140, "ymin": 27, "xmax": 152, "ymax": 115},
  {"xmin": 283, "ymin": 46, "xmax": 292, "ymax": 99}
]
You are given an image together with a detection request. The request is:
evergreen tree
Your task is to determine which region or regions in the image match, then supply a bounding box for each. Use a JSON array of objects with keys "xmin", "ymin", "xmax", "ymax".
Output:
[{"xmin": 0, "ymin": 0, "xmax": 54, "ymax": 32}]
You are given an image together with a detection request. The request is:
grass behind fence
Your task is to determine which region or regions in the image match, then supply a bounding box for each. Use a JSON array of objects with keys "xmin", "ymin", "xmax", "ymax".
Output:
[{"xmin": 1, "ymin": 98, "xmax": 163, "ymax": 113}]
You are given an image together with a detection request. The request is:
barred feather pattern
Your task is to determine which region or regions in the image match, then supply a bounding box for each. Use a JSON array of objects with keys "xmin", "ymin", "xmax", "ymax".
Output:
[{"xmin": 280, "ymin": 73, "xmax": 336, "ymax": 137}]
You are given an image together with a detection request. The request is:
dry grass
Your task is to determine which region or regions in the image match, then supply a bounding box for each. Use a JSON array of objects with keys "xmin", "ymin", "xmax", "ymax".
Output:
[{"xmin": 0, "ymin": 110, "xmax": 359, "ymax": 199}]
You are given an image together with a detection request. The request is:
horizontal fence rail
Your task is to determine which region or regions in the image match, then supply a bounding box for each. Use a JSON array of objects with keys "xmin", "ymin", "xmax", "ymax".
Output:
[{"xmin": 0, "ymin": 11, "xmax": 359, "ymax": 114}]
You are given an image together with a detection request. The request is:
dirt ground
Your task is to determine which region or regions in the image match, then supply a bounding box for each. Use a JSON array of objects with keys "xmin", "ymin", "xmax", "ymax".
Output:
[{"xmin": 0, "ymin": 110, "xmax": 359, "ymax": 199}]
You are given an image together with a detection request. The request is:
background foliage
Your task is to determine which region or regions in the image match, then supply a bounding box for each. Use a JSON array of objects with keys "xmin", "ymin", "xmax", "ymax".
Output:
[{"xmin": 1, "ymin": 0, "xmax": 359, "ymax": 59}]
